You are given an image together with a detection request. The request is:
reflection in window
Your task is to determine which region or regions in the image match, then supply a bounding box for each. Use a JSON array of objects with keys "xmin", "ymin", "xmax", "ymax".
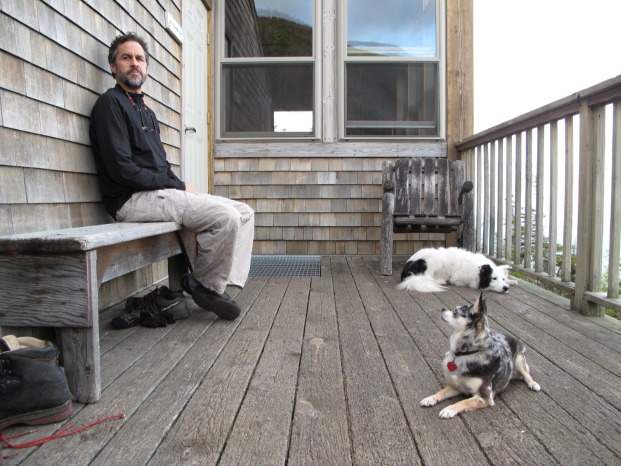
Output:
[
  {"xmin": 226, "ymin": 0, "xmax": 313, "ymax": 58},
  {"xmin": 222, "ymin": 0, "xmax": 315, "ymax": 137},
  {"xmin": 222, "ymin": 64, "xmax": 314, "ymax": 137},
  {"xmin": 274, "ymin": 111, "xmax": 313, "ymax": 132},
  {"xmin": 344, "ymin": 0, "xmax": 440, "ymax": 138},
  {"xmin": 346, "ymin": 63, "xmax": 438, "ymax": 137},
  {"xmin": 347, "ymin": 0, "xmax": 436, "ymax": 57}
]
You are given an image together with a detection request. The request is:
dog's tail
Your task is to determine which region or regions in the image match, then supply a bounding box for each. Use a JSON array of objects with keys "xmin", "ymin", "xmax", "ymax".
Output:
[{"xmin": 396, "ymin": 274, "xmax": 446, "ymax": 292}]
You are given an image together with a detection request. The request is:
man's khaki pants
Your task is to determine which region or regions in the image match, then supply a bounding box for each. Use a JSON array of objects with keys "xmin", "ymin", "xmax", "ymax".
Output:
[{"xmin": 117, "ymin": 189, "xmax": 254, "ymax": 295}]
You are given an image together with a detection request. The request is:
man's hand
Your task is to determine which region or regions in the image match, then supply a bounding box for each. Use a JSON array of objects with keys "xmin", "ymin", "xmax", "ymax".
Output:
[{"xmin": 184, "ymin": 182, "xmax": 200, "ymax": 194}]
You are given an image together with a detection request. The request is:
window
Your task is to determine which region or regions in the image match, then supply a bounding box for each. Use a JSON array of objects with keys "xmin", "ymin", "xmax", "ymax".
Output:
[
  {"xmin": 343, "ymin": 0, "xmax": 442, "ymax": 138},
  {"xmin": 219, "ymin": 0, "xmax": 317, "ymax": 138},
  {"xmin": 217, "ymin": 0, "xmax": 444, "ymax": 140}
]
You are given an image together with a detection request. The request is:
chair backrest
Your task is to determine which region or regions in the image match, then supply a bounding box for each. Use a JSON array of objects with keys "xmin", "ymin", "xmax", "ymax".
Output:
[{"xmin": 392, "ymin": 157, "xmax": 465, "ymax": 218}]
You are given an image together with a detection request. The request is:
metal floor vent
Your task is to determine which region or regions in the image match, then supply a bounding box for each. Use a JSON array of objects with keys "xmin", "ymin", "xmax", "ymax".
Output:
[{"xmin": 248, "ymin": 255, "xmax": 321, "ymax": 277}]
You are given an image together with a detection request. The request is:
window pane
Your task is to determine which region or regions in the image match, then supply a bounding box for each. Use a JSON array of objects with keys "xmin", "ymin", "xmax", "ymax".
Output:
[
  {"xmin": 222, "ymin": 64, "xmax": 314, "ymax": 136},
  {"xmin": 345, "ymin": 63, "xmax": 438, "ymax": 137},
  {"xmin": 347, "ymin": 0, "xmax": 436, "ymax": 57},
  {"xmin": 226, "ymin": 0, "xmax": 313, "ymax": 57}
]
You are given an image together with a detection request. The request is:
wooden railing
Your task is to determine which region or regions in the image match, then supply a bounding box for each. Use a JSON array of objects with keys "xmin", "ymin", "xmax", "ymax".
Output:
[{"xmin": 456, "ymin": 75, "xmax": 621, "ymax": 316}]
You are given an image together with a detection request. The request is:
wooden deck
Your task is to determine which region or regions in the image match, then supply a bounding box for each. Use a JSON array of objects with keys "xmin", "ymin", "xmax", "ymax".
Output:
[{"xmin": 3, "ymin": 256, "xmax": 621, "ymax": 465}]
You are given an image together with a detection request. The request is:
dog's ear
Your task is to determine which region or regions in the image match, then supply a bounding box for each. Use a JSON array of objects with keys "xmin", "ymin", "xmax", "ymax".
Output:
[
  {"xmin": 473, "ymin": 293, "xmax": 487, "ymax": 334},
  {"xmin": 473, "ymin": 292, "xmax": 487, "ymax": 314},
  {"xmin": 479, "ymin": 292, "xmax": 487, "ymax": 313}
]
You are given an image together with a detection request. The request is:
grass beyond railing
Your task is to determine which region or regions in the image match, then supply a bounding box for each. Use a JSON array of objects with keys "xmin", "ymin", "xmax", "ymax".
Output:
[{"xmin": 457, "ymin": 75, "xmax": 621, "ymax": 317}]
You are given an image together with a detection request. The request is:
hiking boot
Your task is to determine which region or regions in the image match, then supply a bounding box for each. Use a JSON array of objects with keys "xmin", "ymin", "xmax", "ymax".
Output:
[
  {"xmin": 180, "ymin": 274, "xmax": 240, "ymax": 320},
  {"xmin": 0, "ymin": 336, "xmax": 73, "ymax": 430},
  {"xmin": 111, "ymin": 286, "xmax": 188, "ymax": 329}
]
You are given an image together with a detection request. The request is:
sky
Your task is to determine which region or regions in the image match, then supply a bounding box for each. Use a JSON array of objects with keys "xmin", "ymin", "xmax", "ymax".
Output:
[{"xmin": 473, "ymin": 0, "xmax": 621, "ymax": 132}]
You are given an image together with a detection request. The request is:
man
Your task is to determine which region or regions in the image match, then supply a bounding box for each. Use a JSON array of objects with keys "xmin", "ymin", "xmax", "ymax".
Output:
[{"xmin": 90, "ymin": 32, "xmax": 254, "ymax": 320}]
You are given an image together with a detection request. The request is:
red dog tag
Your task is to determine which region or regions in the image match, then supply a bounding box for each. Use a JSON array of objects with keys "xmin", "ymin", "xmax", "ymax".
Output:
[{"xmin": 447, "ymin": 361, "xmax": 458, "ymax": 372}]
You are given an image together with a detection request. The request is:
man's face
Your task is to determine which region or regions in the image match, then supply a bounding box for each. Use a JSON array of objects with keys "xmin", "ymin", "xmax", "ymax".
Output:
[{"xmin": 110, "ymin": 41, "xmax": 148, "ymax": 92}]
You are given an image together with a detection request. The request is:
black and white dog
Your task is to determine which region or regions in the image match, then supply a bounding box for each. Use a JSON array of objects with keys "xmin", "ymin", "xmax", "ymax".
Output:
[
  {"xmin": 420, "ymin": 293, "xmax": 540, "ymax": 418},
  {"xmin": 398, "ymin": 247, "xmax": 517, "ymax": 293}
]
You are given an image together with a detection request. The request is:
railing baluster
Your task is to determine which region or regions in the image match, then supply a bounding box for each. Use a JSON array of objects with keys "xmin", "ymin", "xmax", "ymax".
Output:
[
  {"xmin": 535, "ymin": 125, "xmax": 545, "ymax": 273},
  {"xmin": 505, "ymin": 135, "xmax": 513, "ymax": 262},
  {"xmin": 514, "ymin": 133, "xmax": 523, "ymax": 266},
  {"xmin": 476, "ymin": 144, "xmax": 484, "ymax": 250},
  {"xmin": 525, "ymin": 129, "xmax": 533, "ymax": 270},
  {"xmin": 549, "ymin": 121, "xmax": 559, "ymax": 278},
  {"xmin": 483, "ymin": 144, "xmax": 490, "ymax": 253},
  {"xmin": 497, "ymin": 138, "xmax": 505, "ymax": 258},
  {"xmin": 489, "ymin": 141, "xmax": 496, "ymax": 254},
  {"xmin": 609, "ymin": 100, "xmax": 621, "ymax": 298},
  {"xmin": 562, "ymin": 115, "xmax": 574, "ymax": 283}
]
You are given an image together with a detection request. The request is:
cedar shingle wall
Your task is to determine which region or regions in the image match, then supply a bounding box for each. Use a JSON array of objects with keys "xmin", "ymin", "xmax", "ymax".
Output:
[
  {"xmin": 0, "ymin": 0, "xmax": 182, "ymax": 307},
  {"xmin": 213, "ymin": 157, "xmax": 446, "ymax": 255},
  {"xmin": 0, "ymin": 0, "xmax": 182, "ymax": 236}
]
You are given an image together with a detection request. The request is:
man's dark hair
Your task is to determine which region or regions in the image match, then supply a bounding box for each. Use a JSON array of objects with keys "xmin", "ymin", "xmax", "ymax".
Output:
[{"xmin": 108, "ymin": 32, "xmax": 150, "ymax": 76}]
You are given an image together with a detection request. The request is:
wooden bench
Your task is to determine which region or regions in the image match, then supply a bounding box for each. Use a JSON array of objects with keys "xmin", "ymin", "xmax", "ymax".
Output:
[
  {"xmin": 380, "ymin": 157, "xmax": 475, "ymax": 275},
  {"xmin": 0, "ymin": 222, "xmax": 194, "ymax": 403}
]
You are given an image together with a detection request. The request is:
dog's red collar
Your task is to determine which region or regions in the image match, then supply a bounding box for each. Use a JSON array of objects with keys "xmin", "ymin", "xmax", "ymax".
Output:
[{"xmin": 448, "ymin": 349, "xmax": 482, "ymax": 372}]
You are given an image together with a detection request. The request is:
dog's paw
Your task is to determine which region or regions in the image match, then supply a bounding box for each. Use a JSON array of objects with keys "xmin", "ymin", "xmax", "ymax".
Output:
[
  {"xmin": 420, "ymin": 396, "xmax": 439, "ymax": 407},
  {"xmin": 438, "ymin": 406, "xmax": 458, "ymax": 419},
  {"xmin": 528, "ymin": 381, "xmax": 541, "ymax": 392}
]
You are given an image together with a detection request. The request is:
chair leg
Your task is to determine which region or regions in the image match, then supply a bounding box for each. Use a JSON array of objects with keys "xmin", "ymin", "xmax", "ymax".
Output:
[{"xmin": 380, "ymin": 192, "xmax": 395, "ymax": 275}]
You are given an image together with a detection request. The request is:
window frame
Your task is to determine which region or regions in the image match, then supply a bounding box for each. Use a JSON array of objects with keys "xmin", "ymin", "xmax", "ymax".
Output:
[
  {"xmin": 215, "ymin": 0, "xmax": 322, "ymax": 141},
  {"xmin": 338, "ymin": 0, "xmax": 446, "ymax": 141},
  {"xmin": 214, "ymin": 0, "xmax": 446, "ymax": 142}
]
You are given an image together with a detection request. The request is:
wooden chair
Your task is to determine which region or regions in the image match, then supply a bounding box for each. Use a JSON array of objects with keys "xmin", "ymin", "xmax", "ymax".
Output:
[{"xmin": 380, "ymin": 157, "xmax": 475, "ymax": 275}]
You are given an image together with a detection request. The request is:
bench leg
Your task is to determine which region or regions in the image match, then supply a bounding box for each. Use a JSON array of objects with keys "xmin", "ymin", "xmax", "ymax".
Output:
[
  {"xmin": 59, "ymin": 250, "xmax": 101, "ymax": 404},
  {"xmin": 59, "ymin": 326, "xmax": 101, "ymax": 403}
]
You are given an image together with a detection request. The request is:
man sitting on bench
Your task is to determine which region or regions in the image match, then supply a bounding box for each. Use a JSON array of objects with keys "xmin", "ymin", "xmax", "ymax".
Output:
[{"xmin": 89, "ymin": 32, "xmax": 254, "ymax": 320}]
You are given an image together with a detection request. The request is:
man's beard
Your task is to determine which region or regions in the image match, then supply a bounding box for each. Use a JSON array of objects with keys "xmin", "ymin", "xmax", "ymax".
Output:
[{"xmin": 120, "ymin": 68, "xmax": 145, "ymax": 90}]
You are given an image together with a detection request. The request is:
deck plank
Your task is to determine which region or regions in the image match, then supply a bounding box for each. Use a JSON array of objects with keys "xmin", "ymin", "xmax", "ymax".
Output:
[
  {"xmin": 218, "ymin": 278, "xmax": 310, "ymax": 465},
  {"xmin": 148, "ymin": 277, "xmax": 282, "ymax": 464},
  {"xmin": 2, "ymin": 256, "xmax": 620, "ymax": 466},
  {"xmin": 331, "ymin": 257, "xmax": 421, "ymax": 465},
  {"xmin": 288, "ymin": 263, "xmax": 352, "ymax": 465}
]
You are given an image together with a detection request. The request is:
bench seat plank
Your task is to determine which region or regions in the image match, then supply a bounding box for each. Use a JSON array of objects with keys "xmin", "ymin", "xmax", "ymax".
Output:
[{"xmin": 0, "ymin": 222, "xmax": 183, "ymax": 253}]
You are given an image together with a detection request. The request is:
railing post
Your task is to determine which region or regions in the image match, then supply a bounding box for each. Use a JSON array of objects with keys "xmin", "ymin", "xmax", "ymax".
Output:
[{"xmin": 573, "ymin": 101, "xmax": 605, "ymax": 316}]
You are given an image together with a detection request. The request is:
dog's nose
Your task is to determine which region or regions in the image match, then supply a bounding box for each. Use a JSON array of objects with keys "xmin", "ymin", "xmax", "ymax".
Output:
[{"xmin": 503, "ymin": 286, "xmax": 509, "ymax": 292}]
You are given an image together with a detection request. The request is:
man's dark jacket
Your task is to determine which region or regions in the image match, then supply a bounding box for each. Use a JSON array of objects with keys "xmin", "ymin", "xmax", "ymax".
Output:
[{"xmin": 89, "ymin": 84, "xmax": 185, "ymax": 218}]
